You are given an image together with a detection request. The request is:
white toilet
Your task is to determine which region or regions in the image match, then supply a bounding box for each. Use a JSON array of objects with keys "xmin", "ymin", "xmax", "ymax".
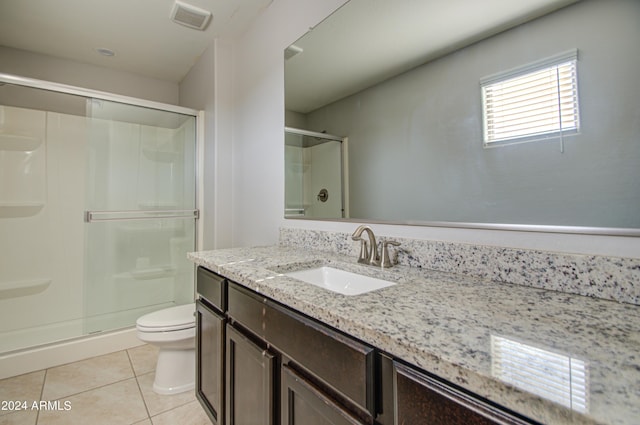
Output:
[{"xmin": 136, "ymin": 303, "xmax": 196, "ymax": 395}]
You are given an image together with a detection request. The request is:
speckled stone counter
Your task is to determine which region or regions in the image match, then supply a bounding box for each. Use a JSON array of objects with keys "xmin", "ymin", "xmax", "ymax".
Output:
[
  {"xmin": 189, "ymin": 246, "xmax": 640, "ymax": 425},
  {"xmin": 280, "ymin": 228, "xmax": 640, "ymax": 306}
]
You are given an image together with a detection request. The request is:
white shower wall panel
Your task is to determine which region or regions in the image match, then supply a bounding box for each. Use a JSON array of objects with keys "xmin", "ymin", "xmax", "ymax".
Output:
[
  {"xmin": 284, "ymin": 144, "xmax": 306, "ymax": 216},
  {"xmin": 86, "ymin": 119, "xmax": 139, "ymax": 210},
  {"xmin": 0, "ymin": 109, "xmax": 85, "ymax": 343},
  {"xmin": 44, "ymin": 112, "xmax": 86, "ymax": 324},
  {"xmin": 84, "ymin": 120, "xmax": 189, "ymax": 326},
  {"xmin": 0, "ymin": 107, "xmax": 46, "ymax": 206},
  {"xmin": 307, "ymin": 141, "xmax": 342, "ymax": 218},
  {"xmin": 139, "ymin": 125, "xmax": 182, "ymax": 209}
]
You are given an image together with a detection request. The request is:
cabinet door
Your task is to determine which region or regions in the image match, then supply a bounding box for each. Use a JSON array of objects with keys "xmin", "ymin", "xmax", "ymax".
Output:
[
  {"xmin": 264, "ymin": 298, "xmax": 375, "ymax": 416},
  {"xmin": 196, "ymin": 300, "xmax": 225, "ymax": 424},
  {"xmin": 394, "ymin": 362, "xmax": 533, "ymax": 425},
  {"xmin": 281, "ymin": 365, "xmax": 366, "ymax": 425},
  {"xmin": 225, "ymin": 324, "xmax": 275, "ymax": 425}
]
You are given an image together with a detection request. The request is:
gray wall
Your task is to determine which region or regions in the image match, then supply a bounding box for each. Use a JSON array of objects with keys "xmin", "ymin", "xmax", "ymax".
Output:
[{"xmin": 306, "ymin": 0, "xmax": 640, "ymax": 228}]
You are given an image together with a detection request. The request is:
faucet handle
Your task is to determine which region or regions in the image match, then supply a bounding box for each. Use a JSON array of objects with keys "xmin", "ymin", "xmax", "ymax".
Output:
[
  {"xmin": 380, "ymin": 240, "xmax": 401, "ymax": 268},
  {"xmin": 356, "ymin": 239, "xmax": 370, "ymax": 264}
]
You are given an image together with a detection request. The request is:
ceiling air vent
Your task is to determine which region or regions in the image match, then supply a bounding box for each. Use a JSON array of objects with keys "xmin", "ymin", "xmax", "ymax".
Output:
[{"xmin": 170, "ymin": 1, "xmax": 212, "ymax": 31}]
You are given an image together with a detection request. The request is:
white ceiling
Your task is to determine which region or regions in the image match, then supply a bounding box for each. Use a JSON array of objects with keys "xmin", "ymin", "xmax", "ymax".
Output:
[
  {"xmin": 285, "ymin": 0, "xmax": 579, "ymax": 113},
  {"xmin": 0, "ymin": 0, "xmax": 272, "ymax": 83},
  {"xmin": 0, "ymin": 0, "xmax": 579, "ymax": 106}
]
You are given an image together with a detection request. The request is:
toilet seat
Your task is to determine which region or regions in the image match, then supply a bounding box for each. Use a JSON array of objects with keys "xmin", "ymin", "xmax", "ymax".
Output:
[{"xmin": 136, "ymin": 303, "xmax": 195, "ymax": 333}]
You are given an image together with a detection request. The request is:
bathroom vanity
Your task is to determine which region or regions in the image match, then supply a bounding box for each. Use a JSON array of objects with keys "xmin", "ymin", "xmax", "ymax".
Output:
[{"xmin": 190, "ymin": 246, "xmax": 640, "ymax": 425}]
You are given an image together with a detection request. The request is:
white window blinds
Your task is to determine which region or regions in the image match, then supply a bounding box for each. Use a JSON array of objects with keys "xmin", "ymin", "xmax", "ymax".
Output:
[{"xmin": 481, "ymin": 50, "xmax": 579, "ymax": 147}]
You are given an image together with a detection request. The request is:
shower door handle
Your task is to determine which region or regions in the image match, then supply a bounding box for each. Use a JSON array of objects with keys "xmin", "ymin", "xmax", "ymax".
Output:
[{"xmin": 84, "ymin": 209, "xmax": 199, "ymax": 222}]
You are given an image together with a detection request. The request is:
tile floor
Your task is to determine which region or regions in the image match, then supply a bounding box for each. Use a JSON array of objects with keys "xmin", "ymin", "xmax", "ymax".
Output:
[{"xmin": 0, "ymin": 345, "xmax": 211, "ymax": 425}]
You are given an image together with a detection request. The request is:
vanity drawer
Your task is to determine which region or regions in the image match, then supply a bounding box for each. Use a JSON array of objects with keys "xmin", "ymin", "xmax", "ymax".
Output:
[
  {"xmin": 228, "ymin": 282, "xmax": 374, "ymax": 415},
  {"xmin": 226, "ymin": 281, "xmax": 375, "ymax": 416},
  {"xmin": 264, "ymin": 299, "xmax": 375, "ymax": 416},
  {"xmin": 197, "ymin": 267, "xmax": 227, "ymax": 312},
  {"xmin": 227, "ymin": 281, "xmax": 266, "ymax": 337}
]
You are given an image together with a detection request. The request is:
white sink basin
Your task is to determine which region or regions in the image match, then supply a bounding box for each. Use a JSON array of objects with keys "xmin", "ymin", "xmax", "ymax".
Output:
[{"xmin": 285, "ymin": 266, "xmax": 396, "ymax": 295}]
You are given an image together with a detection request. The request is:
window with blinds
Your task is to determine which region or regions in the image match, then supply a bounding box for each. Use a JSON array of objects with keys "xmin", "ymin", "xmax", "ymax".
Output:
[
  {"xmin": 481, "ymin": 50, "xmax": 579, "ymax": 147},
  {"xmin": 491, "ymin": 335, "xmax": 588, "ymax": 413}
]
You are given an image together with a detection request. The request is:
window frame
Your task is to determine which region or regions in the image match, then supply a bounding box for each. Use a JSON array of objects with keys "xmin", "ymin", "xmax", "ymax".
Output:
[{"xmin": 481, "ymin": 49, "xmax": 580, "ymax": 148}]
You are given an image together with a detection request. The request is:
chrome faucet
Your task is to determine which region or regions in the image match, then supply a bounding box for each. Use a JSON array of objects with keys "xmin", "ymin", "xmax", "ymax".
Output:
[
  {"xmin": 351, "ymin": 225, "xmax": 400, "ymax": 268},
  {"xmin": 351, "ymin": 225, "xmax": 379, "ymax": 265}
]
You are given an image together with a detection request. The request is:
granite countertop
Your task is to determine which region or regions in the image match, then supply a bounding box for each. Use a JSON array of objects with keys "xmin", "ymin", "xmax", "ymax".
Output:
[{"xmin": 189, "ymin": 246, "xmax": 640, "ymax": 425}]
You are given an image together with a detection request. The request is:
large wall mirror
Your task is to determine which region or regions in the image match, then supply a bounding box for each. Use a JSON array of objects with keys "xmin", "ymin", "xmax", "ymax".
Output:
[{"xmin": 284, "ymin": 0, "xmax": 640, "ymax": 235}]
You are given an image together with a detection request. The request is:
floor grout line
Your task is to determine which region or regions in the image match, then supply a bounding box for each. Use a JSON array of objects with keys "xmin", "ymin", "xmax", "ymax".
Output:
[
  {"xmin": 127, "ymin": 345, "xmax": 157, "ymax": 422},
  {"xmin": 2, "ymin": 346, "xmax": 206, "ymax": 425},
  {"xmin": 132, "ymin": 374, "xmax": 153, "ymax": 420},
  {"xmin": 149, "ymin": 398, "xmax": 198, "ymax": 419},
  {"xmin": 35, "ymin": 368, "xmax": 46, "ymax": 425}
]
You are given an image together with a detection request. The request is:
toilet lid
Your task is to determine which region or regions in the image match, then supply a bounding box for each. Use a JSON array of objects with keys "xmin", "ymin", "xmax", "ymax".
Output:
[{"xmin": 136, "ymin": 303, "xmax": 196, "ymax": 332}]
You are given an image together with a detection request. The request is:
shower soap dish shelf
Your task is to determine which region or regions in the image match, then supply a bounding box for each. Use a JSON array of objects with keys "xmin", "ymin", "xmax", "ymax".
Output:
[{"xmin": 0, "ymin": 279, "xmax": 51, "ymax": 299}]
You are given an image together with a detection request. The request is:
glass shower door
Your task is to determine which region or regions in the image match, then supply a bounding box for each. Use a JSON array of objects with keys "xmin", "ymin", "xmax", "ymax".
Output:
[
  {"xmin": 284, "ymin": 128, "xmax": 346, "ymax": 219},
  {"xmin": 83, "ymin": 99, "xmax": 197, "ymax": 333}
]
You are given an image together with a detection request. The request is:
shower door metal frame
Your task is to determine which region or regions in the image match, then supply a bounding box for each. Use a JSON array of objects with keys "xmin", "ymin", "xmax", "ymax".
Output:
[
  {"xmin": 0, "ymin": 73, "xmax": 197, "ymax": 116},
  {"xmin": 0, "ymin": 72, "xmax": 203, "ymax": 249}
]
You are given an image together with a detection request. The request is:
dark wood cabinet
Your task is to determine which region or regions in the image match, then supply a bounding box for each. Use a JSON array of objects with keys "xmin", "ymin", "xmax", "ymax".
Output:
[
  {"xmin": 375, "ymin": 354, "xmax": 395, "ymax": 425},
  {"xmin": 281, "ymin": 364, "xmax": 366, "ymax": 425},
  {"xmin": 227, "ymin": 281, "xmax": 375, "ymax": 422},
  {"xmin": 197, "ymin": 267, "xmax": 227, "ymax": 312},
  {"xmin": 225, "ymin": 324, "xmax": 276, "ymax": 425},
  {"xmin": 196, "ymin": 267, "xmax": 536, "ymax": 425},
  {"xmin": 264, "ymin": 299, "xmax": 375, "ymax": 417},
  {"xmin": 394, "ymin": 362, "xmax": 533, "ymax": 425},
  {"xmin": 196, "ymin": 300, "xmax": 225, "ymax": 424}
]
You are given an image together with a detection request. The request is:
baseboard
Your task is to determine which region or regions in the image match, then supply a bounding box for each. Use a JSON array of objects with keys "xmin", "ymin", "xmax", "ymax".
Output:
[{"xmin": 0, "ymin": 328, "xmax": 144, "ymax": 380}]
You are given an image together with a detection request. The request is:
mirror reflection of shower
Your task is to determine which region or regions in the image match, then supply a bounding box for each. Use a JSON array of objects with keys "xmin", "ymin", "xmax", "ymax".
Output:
[{"xmin": 284, "ymin": 127, "xmax": 347, "ymax": 219}]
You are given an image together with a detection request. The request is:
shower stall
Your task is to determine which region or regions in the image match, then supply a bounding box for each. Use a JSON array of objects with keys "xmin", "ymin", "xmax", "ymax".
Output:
[
  {"xmin": 284, "ymin": 127, "xmax": 347, "ymax": 219},
  {"xmin": 0, "ymin": 74, "xmax": 199, "ymax": 356}
]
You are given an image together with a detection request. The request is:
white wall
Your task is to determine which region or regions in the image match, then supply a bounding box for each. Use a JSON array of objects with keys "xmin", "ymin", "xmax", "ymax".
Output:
[
  {"xmin": 227, "ymin": 0, "xmax": 349, "ymax": 246},
  {"xmin": 179, "ymin": 43, "xmax": 216, "ymax": 250},
  {"xmin": 0, "ymin": 46, "xmax": 179, "ymax": 104},
  {"xmin": 180, "ymin": 39, "xmax": 236, "ymax": 250},
  {"xmin": 224, "ymin": 0, "xmax": 640, "ymax": 259}
]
